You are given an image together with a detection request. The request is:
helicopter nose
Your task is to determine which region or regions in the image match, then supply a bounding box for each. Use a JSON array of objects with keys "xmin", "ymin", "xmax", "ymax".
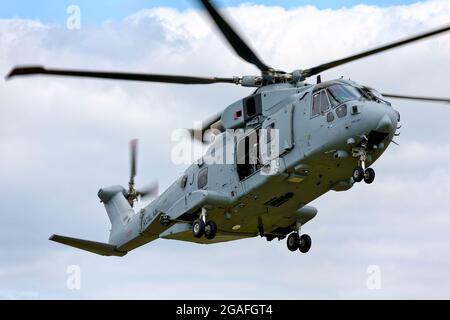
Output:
[{"xmin": 375, "ymin": 114, "xmax": 394, "ymax": 133}]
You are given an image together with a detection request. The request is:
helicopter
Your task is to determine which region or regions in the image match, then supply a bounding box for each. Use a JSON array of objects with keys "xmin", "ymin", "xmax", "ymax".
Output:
[{"xmin": 6, "ymin": 0, "xmax": 450, "ymax": 256}]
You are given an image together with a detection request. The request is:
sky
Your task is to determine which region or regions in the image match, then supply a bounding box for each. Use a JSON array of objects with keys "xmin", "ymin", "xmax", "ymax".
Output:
[
  {"xmin": 0, "ymin": 1, "xmax": 420, "ymax": 24},
  {"xmin": 0, "ymin": 0, "xmax": 450, "ymax": 299}
]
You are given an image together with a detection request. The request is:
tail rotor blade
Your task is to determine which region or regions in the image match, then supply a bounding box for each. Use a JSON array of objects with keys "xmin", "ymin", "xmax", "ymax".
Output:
[
  {"xmin": 138, "ymin": 182, "xmax": 159, "ymax": 200},
  {"xmin": 129, "ymin": 139, "xmax": 138, "ymax": 186}
]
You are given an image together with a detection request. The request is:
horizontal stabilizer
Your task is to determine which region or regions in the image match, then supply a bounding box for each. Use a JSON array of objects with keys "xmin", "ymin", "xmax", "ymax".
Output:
[{"xmin": 49, "ymin": 235, "xmax": 127, "ymax": 257}]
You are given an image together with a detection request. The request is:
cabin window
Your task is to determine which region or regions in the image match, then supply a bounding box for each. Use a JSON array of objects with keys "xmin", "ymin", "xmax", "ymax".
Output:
[
  {"xmin": 336, "ymin": 104, "xmax": 347, "ymax": 118},
  {"xmin": 198, "ymin": 167, "xmax": 208, "ymax": 189},
  {"xmin": 180, "ymin": 175, "xmax": 188, "ymax": 188},
  {"xmin": 326, "ymin": 111, "xmax": 335, "ymax": 122}
]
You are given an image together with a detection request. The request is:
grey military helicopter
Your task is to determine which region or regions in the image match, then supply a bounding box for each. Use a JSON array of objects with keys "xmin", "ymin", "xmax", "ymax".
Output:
[{"xmin": 7, "ymin": 0, "xmax": 450, "ymax": 256}]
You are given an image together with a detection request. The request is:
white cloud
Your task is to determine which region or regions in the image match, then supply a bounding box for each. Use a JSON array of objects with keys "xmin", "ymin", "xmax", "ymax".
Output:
[{"xmin": 0, "ymin": 0, "xmax": 450, "ymax": 299}]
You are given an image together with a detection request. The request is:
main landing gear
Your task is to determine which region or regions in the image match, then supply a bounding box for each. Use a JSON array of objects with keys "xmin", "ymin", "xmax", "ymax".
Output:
[
  {"xmin": 352, "ymin": 137, "xmax": 376, "ymax": 184},
  {"xmin": 287, "ymin": 223, "xmax": 312, "ymax": 253},
  {"xmin": 192, "ymin": 209, "xmax": 217, "ymax": 240}
]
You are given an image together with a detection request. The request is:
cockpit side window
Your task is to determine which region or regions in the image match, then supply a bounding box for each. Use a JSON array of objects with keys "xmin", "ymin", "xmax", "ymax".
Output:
[
  {"xmin": 312, "ymin": 92, "xmax": 320, "ymax": 117},
  {"xmin": 312, "ymin": 90, "xmax": 330, "ymax": 117},
  {"xmin": 319, "ymin": 91, "xmax": 330, "ymax": 113}
]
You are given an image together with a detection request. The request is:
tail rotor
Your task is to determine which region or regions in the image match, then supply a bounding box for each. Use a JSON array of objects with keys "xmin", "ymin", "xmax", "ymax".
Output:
[{"xmin": 126, "ymin": 139, "xmax": 158, "ymax": 207}]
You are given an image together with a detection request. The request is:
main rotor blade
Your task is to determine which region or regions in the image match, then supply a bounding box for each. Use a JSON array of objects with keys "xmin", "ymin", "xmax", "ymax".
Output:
[
  {"xmin": 6, "ymin": 65, "xmax": 237, "ymax": 85},
  {"xmin": 199, "ymin": 0, "xmax": 271, "ymax": 72},
  {"xmin": 302, "ymin": 24, "xmax": 450, "ymax": 78},
  {"xmin": 189, "ymin": 112, "xmax": 222, "ymax": 143},
  {"xmin": 381, "ymin": 93, "xmax": 450, "ymax": 104}
]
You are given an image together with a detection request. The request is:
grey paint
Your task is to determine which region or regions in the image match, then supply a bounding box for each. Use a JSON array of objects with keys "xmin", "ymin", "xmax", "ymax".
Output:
[{"xmin": 51, "ymin": 79, "xmax": 399, "ymax": 256}]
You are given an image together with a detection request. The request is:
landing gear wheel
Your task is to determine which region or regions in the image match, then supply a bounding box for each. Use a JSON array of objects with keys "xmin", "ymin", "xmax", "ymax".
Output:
[
  {"xmin": 204, "ymin": 221, "xmax": 218, "ymax": 240},
  {"xmin": 160, "ymin": 214, "xmax": 171, "ymax": 227},
  {"xmin": 192, "ymin": 219, "xmax": 205, "ymax": 238},
  {"xmin": 287, "ymin": 233, "xmax": 300, "ymax": 252},
  {"xmin": 353, "ymin": 166, "xmax": 365, "ymax": 183},
  {"xmin": 298, "ymin": 234, "xmax": 312, "ymax": 253},
  {"xmin": 364, "ymin": 168, "xmax": 375, "ymax": 184}
]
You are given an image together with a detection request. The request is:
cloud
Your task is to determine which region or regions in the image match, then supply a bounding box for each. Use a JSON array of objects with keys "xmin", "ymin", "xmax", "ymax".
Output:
[{"xmin": 0, "ymin": 0, "xmax": 450, "ymax": 299}]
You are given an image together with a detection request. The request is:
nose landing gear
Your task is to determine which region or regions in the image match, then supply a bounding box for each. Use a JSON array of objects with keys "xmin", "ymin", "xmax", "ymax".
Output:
[
  {"xmin": 287, "ymin": 232, "xmax": 300, "ymax": 251},
  {"xmin": 286, "ymin": 223, "xmax": 312, "ymax": 253},
  {"xmin": 363, "ymin": 167, "xmax": 375, "ymax": 184},
  {"xmin": 352, "ymin": 138, "xmax": 376, "ymax": 184},
  {"xmin": 352, "ymin": 166, "xmax": 365, "ymax": 183}
]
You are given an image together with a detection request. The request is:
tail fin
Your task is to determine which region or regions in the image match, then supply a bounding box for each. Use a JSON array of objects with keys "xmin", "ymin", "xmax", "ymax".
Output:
[
  {"xmin": 49, "ymin": 235, "xmax": 127, "ymax": 256},
  {"xmin": 97, "ymin": 186, "xmax": 134, "ymax": 242}
]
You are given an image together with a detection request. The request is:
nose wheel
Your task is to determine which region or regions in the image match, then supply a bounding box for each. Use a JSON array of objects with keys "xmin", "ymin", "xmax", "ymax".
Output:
[
  {"xmin": 352, "ymin": 139, "xmax": 376, "ymax": 184},
  {"xmin": 298, "ymin": 234, "xmax": 312, "ymax": 253},
  {"xmin": 353, "ymin": 166, "xmax": 376, "ymax": 184},
  {"xmin": 287, "ymin": 223, "xmax": 312, "ymax": 253},
  {"xmin": 353, "ymin": 166, "xmax": 365, "ymax": 183},
  {"xmin": 287, "ymin": 232, "xmax": 312, "ymax": 253},
  {"xmin": 287, "ymin": 232, "xmax": 300, "ymax": 251}
]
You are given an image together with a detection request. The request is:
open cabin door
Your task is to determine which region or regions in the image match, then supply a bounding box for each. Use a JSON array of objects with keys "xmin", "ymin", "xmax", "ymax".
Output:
[
  {"xmin": 260, "ymin": 104, "xmax": 294, "ymax": 165},
  {"xmin": 236, "ymin": 129, "xmax": 261, "ymax": 181}
]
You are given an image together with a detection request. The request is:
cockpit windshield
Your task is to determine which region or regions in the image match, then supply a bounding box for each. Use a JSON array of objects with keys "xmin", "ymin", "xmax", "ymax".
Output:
[
  {"xmin": 311, "ymin": 82, "xmax": 391, "ymax": 118},
  {"xmin": 327, "ymin": 84, "xmax": 362, "ymax": 106},
  {"xmin": 361, "ymin": 87, "xmax": 391, "ymax": 105}
]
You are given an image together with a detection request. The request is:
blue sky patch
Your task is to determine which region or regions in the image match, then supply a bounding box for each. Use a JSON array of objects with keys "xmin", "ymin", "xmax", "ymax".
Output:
[{"xmin": 0, "ymin": 0, "xmax": 420, "ymax": 25}]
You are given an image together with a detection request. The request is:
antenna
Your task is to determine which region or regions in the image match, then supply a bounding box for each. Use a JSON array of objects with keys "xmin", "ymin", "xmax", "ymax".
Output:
[{"xmin": 316, "ymin": 75, "xmax": 322, "ymax": 84}]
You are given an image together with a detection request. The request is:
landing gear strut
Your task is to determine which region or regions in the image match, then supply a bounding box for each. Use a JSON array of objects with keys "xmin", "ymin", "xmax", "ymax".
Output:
[
  {"xmin": 286, "ymin": 223, "xmax": 312, "ymax": 253},
  {"xmin": 192, "ymin": 208, "xmax": 218, "ymax": 240},
  {"xmin": 352, "ymin": 137, "xmax": 376, "ymax": 184}
]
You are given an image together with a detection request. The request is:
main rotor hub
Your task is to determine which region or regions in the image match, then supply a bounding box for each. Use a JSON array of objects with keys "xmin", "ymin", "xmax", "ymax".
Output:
[{"xmin": 239, "ymin": 70, "xmax": 304, "ymax": 87}]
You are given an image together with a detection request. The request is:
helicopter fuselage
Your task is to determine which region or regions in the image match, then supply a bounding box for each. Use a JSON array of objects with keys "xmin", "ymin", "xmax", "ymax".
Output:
[{"xmin": 109, "ymin": 79, "xmax": 399, "ymax": 252}]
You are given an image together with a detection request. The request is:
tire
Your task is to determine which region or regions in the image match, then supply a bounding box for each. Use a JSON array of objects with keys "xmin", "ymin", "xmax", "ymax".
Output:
[
  {"xmin": 287, "ymin": 233, "xmax": 300, "ymax": 252},
  {"xmin": 364, "ymin": 168, "xmax": 375, "ymax": 184},
  {"xmin": 353, "ymin": 166, "xmax": 364, "ymax": 183},
  {"xmin": 299, "ymin": 234, "xmax": 312, "ymax": 253},
  {"xmin": 160, "ymin": 214, "xmax": 171, "ymax": 226},
  {"xmin": 192, "ymin": 219, "xmax": 205, "ymax": 238},
  {"xmin": 204, "ymin": 221, "xmax": 218, "ymax": 240}
]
